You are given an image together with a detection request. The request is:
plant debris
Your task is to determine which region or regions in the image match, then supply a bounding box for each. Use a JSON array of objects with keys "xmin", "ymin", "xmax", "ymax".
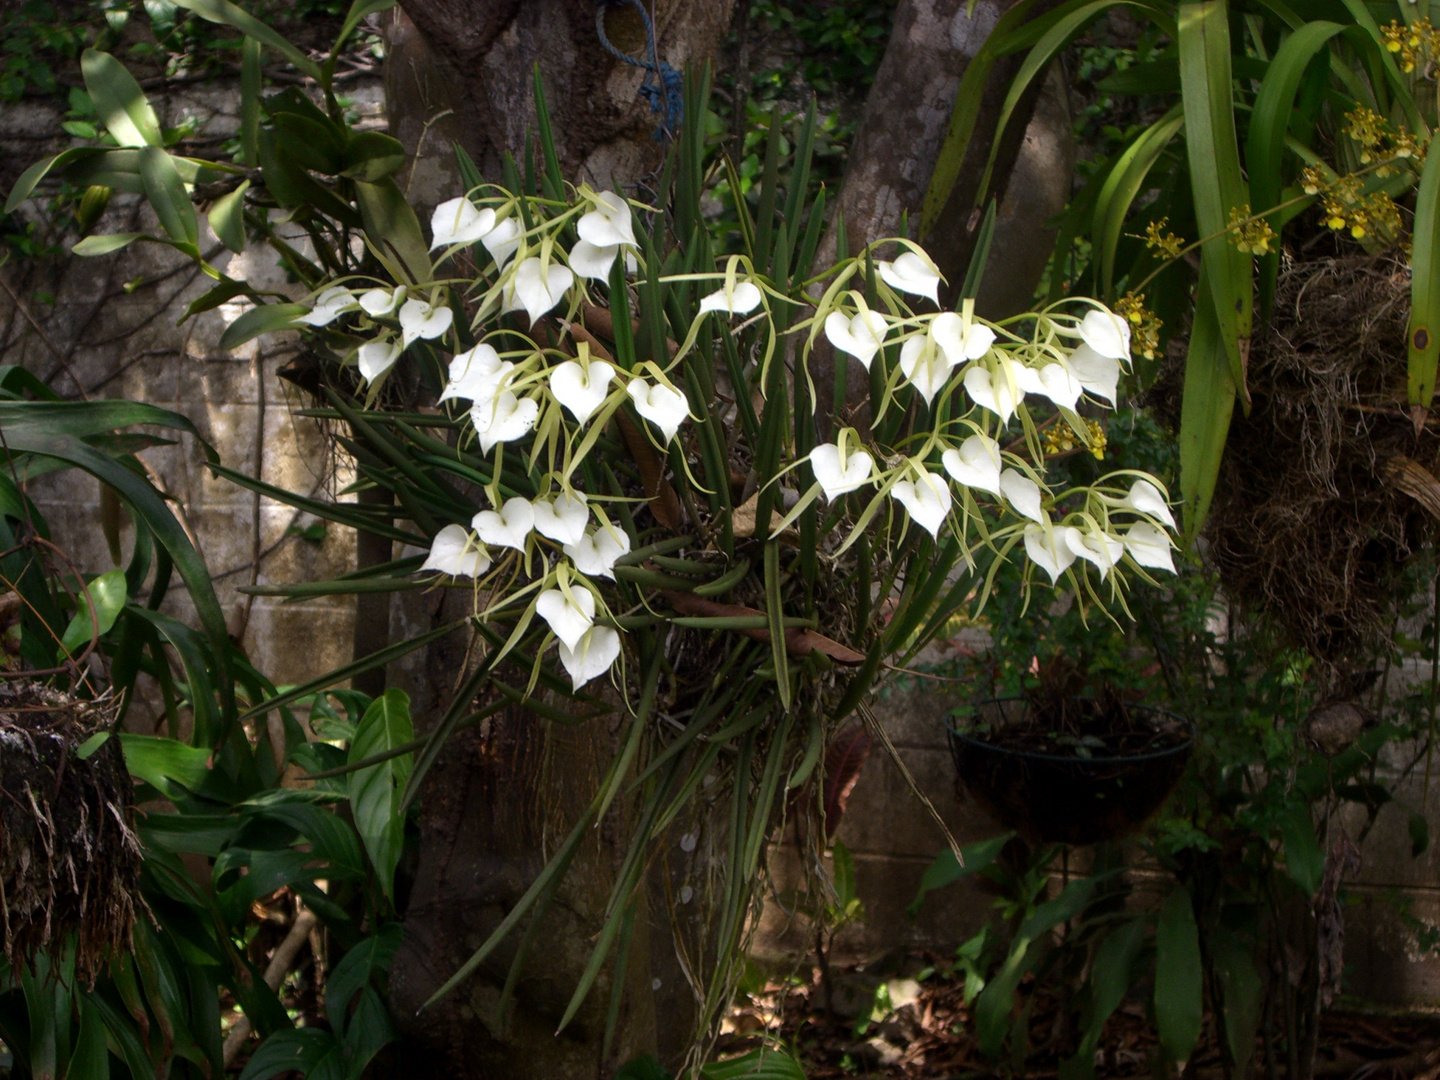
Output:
[{"xmin": 0, "ymin": 681, "xmax": 141, "ymax": 984}]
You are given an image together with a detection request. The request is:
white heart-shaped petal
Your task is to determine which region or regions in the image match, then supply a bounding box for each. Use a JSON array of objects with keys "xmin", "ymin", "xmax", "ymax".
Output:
[
  {"xmin": 419, "ymin": 523, "xmax": 491, "ymax": 578},
  {"xmin": 942, "ymin": 433, "xmax": 1002, "ymax": 497},
  {"xmin": 536, "ymin": 587, "xmax": 596, "ymax": 652},
  {"xmin": 558, "ymin": 625, "xmax": 621, "ymax": 690},
  {"xmin": 877, "ymin": 251, "xmax": 942, "ymax": 304},
  {"xmin": 577, "ymin": 192, "xmax": 635, "ymax": 248},
  {"xmin": 627, "ymin": 378, "xmax": 689, "ymax": 444},
  {"xmin": 1122, "ymin": 521, "xmax": 1176, "ymax": 572},
  {"xmin": 399, "ymin": 298, "xmax": 453, "ymax": 347},
  {"xmin": 430, "ymin": 197, "xmax": 495, "ymax": 249},
  {"xmin": 440, "ymin": 344, "xmax": 506, "ymax": 403},
  {"xmin": 549, "ymin": 359, "xmax": 615, "ymax": 425},
  {"xmin": 1068, "ymin": 344, "xmax": 1121, "ymax": 406},
  {"xmin": 565, "ymin": 525, "xmax": 630, "ymax": 580},
  {"xmin": 1077, "ymin": 308, "xmax": 1131, "ymax": 360},
  {"xmin": 1064, "ymin": 527, "xmax": 1126, "ymax": 580},
  {"xmin": 699, "ymin": 280, "xmax": 763, "ymax": 315},
  {"xmin": 899, "ymin": 336, "xmax": 956, "ymax": 405},
  {"xmin": 930, "ymin": 311, "xmax": 995, "ymax": 366},
  {"xmin": 1120, "ymin": 478, "xmax": 1177, "ymax": 530},
  {"xmin": 508, "ymin": 258, "xmax": 574, "ymax": 325},
  {"xmin": 296, "ymin": 285, "xmax": 355, "ymax": 327},
  {"xmin": 359, "ymin": 285, "xmax": 405, "ymax": 317},
  {"xmin": 357, "ymin": 339, "xmax": 401, "ymax": 383},
  {"xmin": 1024, "ymin": 523, "xmax": 1079, "ymax": 583},
  {"xmin": 470, "ymin": 391, "xmax": 538, "ymax": 453},
  {"xmin": 1029, "ymin": 363, "xmax": 1084, "ymax": 410},
  {"xmin": 999, "ymin": 468, "xmax": 1044, "ymax": 523},
  {"xmin": 482, "ymin": 216, "xmax": 523, "ymax": 269},
  {"xmin": 569, "ymin": 239, "xmax": 619, "ymax": 281},
  {"xmin": 963, "ymin": 365, "xmax": 1023, "ymax": 423},
  {"xmin": 809, "ymin": 444, "xmax": 874, "ymax": 499},
  {"xmin": 471, "ymin": 496, "xmax": 534, "ymax": 553},
  {"xmin": 533, "ymin": 491, "xmax": 590, "ymax": 546},
  {"xmin": 891, "ymin": 470, "xmax": 952, "ymax": 537},
  {"xmin": 824, "ymin": 310, "xmax": 889, "ymax": 370}
]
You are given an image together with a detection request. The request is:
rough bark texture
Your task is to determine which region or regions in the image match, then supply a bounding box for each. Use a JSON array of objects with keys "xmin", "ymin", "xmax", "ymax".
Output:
[{"xmin": 826, "ymin": 0, "xmax": 1074, "ymax": 313}]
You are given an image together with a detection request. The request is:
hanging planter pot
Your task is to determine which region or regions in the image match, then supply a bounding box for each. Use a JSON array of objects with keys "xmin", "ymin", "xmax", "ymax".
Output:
[{"xmin": 946, "ymin": 696, "xmax": 1193, "ymax": 846}]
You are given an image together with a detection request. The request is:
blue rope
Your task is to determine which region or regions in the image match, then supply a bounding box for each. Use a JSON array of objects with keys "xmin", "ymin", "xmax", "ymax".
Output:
[{"xmin": 594, "ymin": 0, "xmax": 683, "ymax": 142}]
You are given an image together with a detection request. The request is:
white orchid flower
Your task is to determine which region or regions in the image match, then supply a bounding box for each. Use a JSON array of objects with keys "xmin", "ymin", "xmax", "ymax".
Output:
[
  {"xmin": 533, "ymin": 491, "xmax": 590, "ymax": 546},
  {"xmin": 1122, "ymin": 521, "xmax": 1176, "ymax": 573},
  {"xmin": 627, "ymin": 378, "xmax": 689, "ymax": 444},
  {"xmin": 565, "ymin": 524, "xmax": 630, "ymax": 580},
  {"xmin": 877, "ymin": 250, "xmax": 942, "ymax": 304},
  {"xmin": 357, "ymin": 339, "xmax": 402, "ymax": 383},
  {"xmin": 899, "ymin": 330, "xmax": 960, "ymax": 405},
  {"xmin": 891, "ymin": 467, "xmax": 952, "ymax": 538},
  {"xmin": 1024, "ymin": 522, "xmax": 1080, "ymax": 583},
  {"xmin": 430, "ymin": 197, "xmax": 495, "ymax": 250},
  {"xmin": 699, "ymin": 279, "xmax": 763, "ymax": 316},
  {"xmin": 942, "ymin": 433, "xmax": 1002, "ymax": 497},
  {"xmin": 1066, "ymin": 308, "xmax": 1131, "ymax": 406},
  {"xmin": 1113, "ymin": 478, "xmax": 1177, "ymax": 530},
  {"xmin": 929, "ymin": 310, "xmax": 995, "ymax": 365},
  {"xmin": 1016, "ymin": 363, "xmax": 1083, "ymax": 410},
  {"xmin": 824, "ymin": 309, "xmax": 889, "ymax": 370},
  {"xmin": 536, "ymin": 586, "xmax": 596, "ymax": 652},
  {"xmin": 999, "ymin": 468, "xmax": 1044, "ymax": 523},
  {"xmin": 359, "ymin": 285, "xmax": 406, "ymax": 317},
  {"xmin": 963, "ymin": 360, "xmax": 1027, "ymax": 424},
  {"xmin": 471, "ymin": 496, "xmax": 534, "ymax": 553},
  {"xmin": 439, "ymin": 344, "xmax": 505, "ymax": 403},
  {"xmin": 296, "ymin": 286, "xmax": 356, "ymax": 327},
  {"xmin": 558, "ymin": 624, "xmax": 621, "ymax": 690},
  {"xmin": 481, "ymin": 216, "xmax": 523, "ymax": 269},
  {"xmin": 399, "ymin": 297, "xmax": 454, "ymax": 347},
  {"xmin": 505, "ymin": 257, "xmax": 574, "ymax": 325},
  {"xmin": 809, "ymin": 443, "xmax": 874, "ymax": 499},
  {"xmin": 569, "ymin": 191, "xmax": 637, "ymax": 280},
  {"xmin": 549, "ymin": 357, "xmax": 615, "ymax": 425},
  {"xmin": 471, "ymin": 391, "xmax": 538, "ymax": 453},
  {"xmin": 420, "ymin": 524, "xmax": 492, "ymax": 578},
  {"xmin": 1064, "ymin": 525, "xmax": 1125, "ymax": 580}
]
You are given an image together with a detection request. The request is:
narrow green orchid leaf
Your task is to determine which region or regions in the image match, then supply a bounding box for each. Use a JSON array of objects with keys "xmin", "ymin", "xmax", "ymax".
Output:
[{"xmin": 81, "ymin": 49, "xmax": 162, "ymax": 148}]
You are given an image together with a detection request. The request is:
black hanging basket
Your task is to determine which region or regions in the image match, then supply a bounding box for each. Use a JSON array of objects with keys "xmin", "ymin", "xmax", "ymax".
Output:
[{"xmin": 946, "ymin": 697, "xmax": 1194, "ymax": 846}]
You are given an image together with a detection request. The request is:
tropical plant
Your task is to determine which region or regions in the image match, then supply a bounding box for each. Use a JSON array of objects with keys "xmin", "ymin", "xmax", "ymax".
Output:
[{"xmin": 925, "ymin": 0, "xmax": 1440, "ymax": 541}]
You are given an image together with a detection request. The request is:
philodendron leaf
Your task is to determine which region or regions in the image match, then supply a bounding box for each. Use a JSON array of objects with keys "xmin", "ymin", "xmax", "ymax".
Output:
[
  {"xmin": 348, "ymin": 688, "xmax": 414, "ymax": 898},
  {"xmin": 1154, "ymin": 889, "xmax": 1203, "ymax": 1065},
  {"xmin": 59, "ymin": 568, "xmax": 128, "ymax": 656}
]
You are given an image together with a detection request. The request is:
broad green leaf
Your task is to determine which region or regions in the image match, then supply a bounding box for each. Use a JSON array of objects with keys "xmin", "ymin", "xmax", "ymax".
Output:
[
  {"xmin": 325, "ymin": 923, "xmax": 402, "ymax": 1032},
  {"xmin": 1154, "ymin": 889, "xmax": 1202, "ymax": 1064},
  {"xmin": 168, "ymin": 0, "xmax": 321, "ymax": 79},
  {"xmin": 1178, "ymin": 271, "xmax": 1236, "ymax": 539},
  {"xmin": 184, "ymin": 277, "xmax": 250, "ymax": 320},
  {"xmin": 1280, "ymin": 803, "xmax": 1323, "ymax": 895},
  {"xmin": 340, "ymin": 131, "xmax": 406, "ymax": 182},
  {"xmin": 907, "ymin": 831, "xmax": 1013, "ymax": 917},
  {"xmin": 1061, "ymin": 917, "xmax": 1145, "ymax": 1080},
  {"xmin": 7, "ymin": 147, "xmax": 111, "ymax": 211},
  {"xmin": 60, "ymin": 568, "xmax": 127, "ymax": 656},
  {"xmin": 238, "ymin": 1028, "xmax": 335, "ymax": 1080},
  {"xmin": 1210, "ymin": 926, "xmax": 1262, "ymax": 1077},
  {"xmin": 218, "ymin": 303, "xmax": 308, "ymax": 351},
  {"xmin": 1410, "ymin": 131, "xmax": 1440, "ymax": 412},
  {"xmin": 138, "ymin": 145, "xmax": 198, "ymax": 247},
  {"xmin": 701, "ymin": 1049, "xmax": 806, "ymax": 1080},
  {"xmin": 348, "ymin": 688, "xmax": 414, "ymax": 898},
  {"xmin": 81, "ymin": 49, "xmax": 162, "ymax": 148},
  {"xmin": 119, "ymin": 733, "xmax": 212, "ymax": 795},
  {"xmin": 72, "ymin": 232, "xmax": 147, "ymax": 256},
  {"xmin": 1093, "ymin": 106, "xmax": 1183, "ymax": 298},
  {"xmin": 271, "ymin": 112, "xmax": 347, "ymax": 176},
  {"xmin": 61, "ymin": 994, "xmax": 110, "ymax": 1080},
  {"xmin": 1179, "ymin": 0, "xmax": 1251, "ymax": 408},
  {"xmin": 354, "ymin": 178, "xmax": 431, "ymax": 284},
  {"xmin": 209, "ymin": 179, "xmax": 249, "ymax": 253}
]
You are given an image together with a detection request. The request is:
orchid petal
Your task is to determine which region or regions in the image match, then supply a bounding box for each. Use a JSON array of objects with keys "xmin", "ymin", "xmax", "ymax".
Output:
[
  {"xmin": 877, "ymin": 251, "xmax": 941, "ymax": 304},
  {"xmin": 549, "ymin": 358, "xmax": 615, "ymax": 425},
  {"xmin": 533, "ymin": 491, "xmax": 590, "ymax": 546},
  {"xmin": 557, "ymin": 625, "xmax": 621, "ymax": 690},
  {"xmin": 999, "ymin": 468, "xmax": 1044, "ymax": 523},
  {"xmin": 809, "ymin": 444, "xmax": 874, "ymax": 499},
  {"xmin": 698, "ymin": 280, "xmax": 763, "ymax": 315},
  {"xmin": 1024, "ymin": 523, "xmax": 1079, "ymax": 583},
  {"xmin": 1120, "ymin": 478, "xmax": 1177, "ymax": 530},
  {"xmin": 536, "ymin": 587, "xmax": 597, "ymax": 652},
  {"xmin": 942, "ymin": 433, "xmax": 1002, "ymax": 497},
  {"xmin": 471, "ymin": 496, "xmax": 534, "ymax": 553},
  {"xmin": 430, "ymin": 197, "xmax": 495, "ymax": 249},
  {"xmin": 357, "ymin": 339, "xmax": 401, "ymax": 383},
  {"xmin": 564, "ymin": 525, "xmax": 630, "ymax": 580},
  {"xmin": 470, "ymin": 391, "xmax": 538, "ymax": 453},
  {"xmin": 419, "ymin": 524, "xmax": 491, "ymax": 578},
  {"xmin": 891, "ymin": 469, "xmax": 952, "ymax": 537},
  {"xmin": 399, "ymin": 298, "xmax": 453, "ymax": 347},
  {"xmin": 627, "ymin": 378, "xmax": 689, "ymax": 444},
  {"xmin": 1122, "ymin": 521, "xmax": 1176, "ymax": 572},
  {"xmin": 358, "ymin": 285, "xmax": 405, "ymax": 317},
  {"xmin": 824, "ymin": 309, "xmax": 888, "ymax": 369},
  {"xmin": 569, "ymin": 239, "xmax": 619, "ymax": 281}
]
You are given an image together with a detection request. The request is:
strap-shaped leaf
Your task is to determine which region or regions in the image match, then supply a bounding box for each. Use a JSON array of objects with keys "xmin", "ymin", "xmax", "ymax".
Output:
[
  {"xmin": 1410, "ymin": 132, "xmax": 1440, "ymax": 412},
  {"xmin": 1092, "ymin": 105, "xmax": 1183, "ymax": 299},
  {"xmin": 6, "ymin": 147, "xmax": 111, "ymax": 211},
  {"xmin": 139, "ymin": 145, "xmax": 199, "ymax": 247},
  {"xmin": 1178, "ymin": 270, "xmax": 1236, "ymax": 539},
  {"xmin": 1154, "ymin": 889, "xmax": 1202, "ymax": 1064},
  {"xmin": 168, "ymin": 0, "xmax": 321, "ymax": 79},
  {"xmin": 81, "ymin": 49, "xmax": 162, "ymax": 148},
  {"xmin": 1179, "ymin": 0, "xmax": 1251, "ymax": 409}
]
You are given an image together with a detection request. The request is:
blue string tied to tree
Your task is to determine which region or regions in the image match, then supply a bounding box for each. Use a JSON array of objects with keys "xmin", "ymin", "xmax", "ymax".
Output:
[{"xmin": 594, "ymin": 0, "xmax": 683, "ymax": 142}]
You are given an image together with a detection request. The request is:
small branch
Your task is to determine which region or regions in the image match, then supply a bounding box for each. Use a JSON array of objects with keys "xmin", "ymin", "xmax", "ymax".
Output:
[{"xmin": 221, "ymin": 907, "xmax": 319, "ymax": 1068}]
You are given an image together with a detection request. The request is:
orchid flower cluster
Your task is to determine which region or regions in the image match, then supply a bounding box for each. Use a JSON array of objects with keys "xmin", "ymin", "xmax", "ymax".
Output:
[{"xmin": 281, "ymin": 185, "xmax": 1179, "ymax": 694}]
